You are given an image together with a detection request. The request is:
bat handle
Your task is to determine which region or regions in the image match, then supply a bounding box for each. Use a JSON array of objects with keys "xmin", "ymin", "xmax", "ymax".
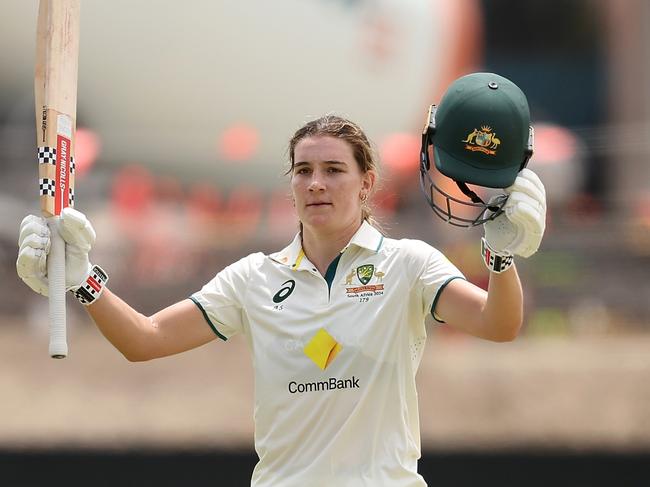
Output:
[{"xmin": 47, "ymin": 216, "xmax": 68, "ymax": 359}]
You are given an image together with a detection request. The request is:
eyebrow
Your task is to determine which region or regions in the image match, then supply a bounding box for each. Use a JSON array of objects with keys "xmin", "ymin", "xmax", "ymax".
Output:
[{"xmin": 294, "ymin": 160, "xmax": 347, "ymax": 168}]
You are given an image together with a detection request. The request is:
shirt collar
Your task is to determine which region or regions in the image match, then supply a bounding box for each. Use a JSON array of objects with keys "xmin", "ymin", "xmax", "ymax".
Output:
[
  {"xmin": 344, "ymin": 220, "xmax": 385, "ymax": 253},
  {"xmin": 269, "ymin": 233, "xmax": 305, "ymax": 269},
  {"xmin": 269, "ymin": 221, "xmax": 384, "ymax": 269}
]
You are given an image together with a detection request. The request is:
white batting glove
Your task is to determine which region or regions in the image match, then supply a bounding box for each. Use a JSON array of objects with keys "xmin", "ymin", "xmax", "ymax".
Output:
[
  {"xmin": 17, "ymin": 208, "xmax": 108, "ymax": 304},
  {"xmin": 482, "ymin": 169, "xmax": 546, "ymax": 272}
]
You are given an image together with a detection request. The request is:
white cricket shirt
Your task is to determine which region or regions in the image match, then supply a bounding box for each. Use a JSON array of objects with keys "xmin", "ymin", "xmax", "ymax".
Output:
[{"xmin": 191, "ymin": 221, "xmax": 464, "ymax": 486}]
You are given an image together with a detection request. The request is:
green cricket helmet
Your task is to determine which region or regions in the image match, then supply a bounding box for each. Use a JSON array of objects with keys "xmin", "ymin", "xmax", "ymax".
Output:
[{"xmin": 420, "ymin": 72, "xmax": 534, "ymax": 227}]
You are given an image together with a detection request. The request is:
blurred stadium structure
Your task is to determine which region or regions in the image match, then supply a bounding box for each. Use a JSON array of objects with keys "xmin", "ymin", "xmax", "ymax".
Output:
[{"xmin": 1, "ymin": 0, "xmax": 649, "ymax": 485}]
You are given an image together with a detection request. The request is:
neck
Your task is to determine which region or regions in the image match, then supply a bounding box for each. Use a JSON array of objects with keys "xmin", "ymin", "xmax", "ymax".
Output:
[{"xmin": 301, "ymin": 219, "xmax": 363, "ymax": 275}]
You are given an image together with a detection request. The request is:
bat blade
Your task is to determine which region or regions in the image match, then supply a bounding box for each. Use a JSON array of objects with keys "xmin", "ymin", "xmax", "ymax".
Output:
[{"xmin": 35, "ymin": 0, "xmax": 81, "ymax": 359}]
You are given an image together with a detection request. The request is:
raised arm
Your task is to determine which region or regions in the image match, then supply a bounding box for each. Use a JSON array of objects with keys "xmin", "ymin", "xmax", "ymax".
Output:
[
  {"xmin": 434, "ymin": 267, "xmax": 523, "ymax": 342},
  {"xmin": 434, "ymin": 169, "xmax": 546, "ymax": 342},
  {"xmin": 17, "ymin": 207, "xmax": 216, "ymax": 361},
  {"xmin": 86, "ymin": 290, "xmax": 215, "ymax": 361}
]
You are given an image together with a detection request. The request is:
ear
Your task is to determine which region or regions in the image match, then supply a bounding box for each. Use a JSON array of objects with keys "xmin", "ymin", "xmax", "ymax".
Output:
[{"xmin": 362, "ymin": 169, "xmax": 377, "ymax": 193}]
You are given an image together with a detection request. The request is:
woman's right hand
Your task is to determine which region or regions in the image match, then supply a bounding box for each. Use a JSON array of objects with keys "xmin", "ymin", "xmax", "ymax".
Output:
[{"xmin": 17, "ymin": 207, "xmax": 98, "ymax": 297}]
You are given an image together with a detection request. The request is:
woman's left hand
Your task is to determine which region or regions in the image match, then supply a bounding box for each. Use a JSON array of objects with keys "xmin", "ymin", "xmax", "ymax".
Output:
[{"xmin": 483, "ymin": 168, "xmax": 547, "ymax": 258}]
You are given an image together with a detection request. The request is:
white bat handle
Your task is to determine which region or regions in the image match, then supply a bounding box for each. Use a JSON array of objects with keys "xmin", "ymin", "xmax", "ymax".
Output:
[{"xmin": 47, "ymin": 216, "xmax": 68, "ymax": 359}]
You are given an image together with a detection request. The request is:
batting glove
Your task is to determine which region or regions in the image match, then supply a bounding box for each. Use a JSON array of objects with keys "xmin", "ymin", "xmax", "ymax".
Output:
[
  {"xmin": 481, "ymin": 168, "xmax": 546, "ymax": 272},
  {"xmin": 17, "ymin": 207, "xmax": 108, "ymax": 304}
]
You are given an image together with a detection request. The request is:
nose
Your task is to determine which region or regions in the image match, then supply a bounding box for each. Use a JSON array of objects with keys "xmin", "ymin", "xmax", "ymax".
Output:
[{"xmin": 308, "ymin": 174, "xmax": 325, "ymax": 192}]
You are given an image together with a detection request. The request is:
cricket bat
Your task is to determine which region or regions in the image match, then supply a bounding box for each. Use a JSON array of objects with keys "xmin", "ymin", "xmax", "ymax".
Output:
[{"xmin": 35, "ymin": 0, "xmax": 80, "ymax": 359}]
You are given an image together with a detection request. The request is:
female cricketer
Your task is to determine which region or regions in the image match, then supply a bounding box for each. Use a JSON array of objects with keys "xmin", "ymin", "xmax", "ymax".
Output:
[{"xmin": 17, "ymin": 73, "xmax": 546, "ymax": 486}]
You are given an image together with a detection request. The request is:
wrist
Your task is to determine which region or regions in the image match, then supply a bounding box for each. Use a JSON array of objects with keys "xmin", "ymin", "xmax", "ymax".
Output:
[
  {"xmin": 481, "ymin": 237, "xmax": 514, "ymax": 274},
  {"xmin": 70, "ymin": 264, "xmax": 109, "ymax": 305}
]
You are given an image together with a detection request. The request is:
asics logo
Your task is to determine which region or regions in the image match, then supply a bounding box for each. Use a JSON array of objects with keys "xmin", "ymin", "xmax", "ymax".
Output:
[{"xmin": 273, "ymin": 279, "xmax": 295, "ymax": 303}]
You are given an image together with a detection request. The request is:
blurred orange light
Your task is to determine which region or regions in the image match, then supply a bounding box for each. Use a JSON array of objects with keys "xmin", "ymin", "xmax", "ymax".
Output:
[
  {"xmin": 74, "ymin": 127, "xmax": 101, "ymax": 176},
  {"xmin": 379, "ymin": 133, "xmax": 420, "ymax": 176},
  {"xmin": 218, "ymin": 123, "xmax": 259, "ymax": 162},
  {"xmin": 533, "ymin": 124, "xmax": 578, "ymax": 165}
]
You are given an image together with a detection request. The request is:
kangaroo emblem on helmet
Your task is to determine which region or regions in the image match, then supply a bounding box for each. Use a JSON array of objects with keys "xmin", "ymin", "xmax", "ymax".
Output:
[{"xmin": 463, "ymin": 126, "xmax": 500, "ymax": 155}]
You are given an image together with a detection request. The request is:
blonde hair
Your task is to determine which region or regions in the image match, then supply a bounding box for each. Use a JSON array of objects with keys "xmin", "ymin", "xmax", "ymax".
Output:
[{"xmin": 287, "ymin": 114, "xmax": 382, "ymax": 229}]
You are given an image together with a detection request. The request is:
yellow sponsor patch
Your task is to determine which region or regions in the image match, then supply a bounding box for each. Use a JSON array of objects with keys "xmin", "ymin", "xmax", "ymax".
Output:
[{"xmin": 303, "ymin": 328, "xmax": 341, "ymax": 370}]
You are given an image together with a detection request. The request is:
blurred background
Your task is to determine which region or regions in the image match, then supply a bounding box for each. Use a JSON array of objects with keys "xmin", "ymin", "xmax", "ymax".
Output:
[{"xmin": 1, "ymin": 0, "xmax": 649, "ymax": 485}]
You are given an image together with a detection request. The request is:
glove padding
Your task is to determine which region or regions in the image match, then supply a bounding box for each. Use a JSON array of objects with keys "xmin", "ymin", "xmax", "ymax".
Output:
[
  {"xmin": 483, "ymin": 168, "xmax": 546, "ymax": 258},
  {"xmin": 17, "ymin": 207, "xmax": 96, "ymax": 296}
]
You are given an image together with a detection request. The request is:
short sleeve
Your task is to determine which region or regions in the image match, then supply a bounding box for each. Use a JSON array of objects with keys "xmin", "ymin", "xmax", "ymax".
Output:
[
  {"xmin": 404, "ymin": 240, "xmax": 465, "ymax": 323},
  {"xmin": 190, "ymin": 253, "xmax": 260, "ymax": 340}
]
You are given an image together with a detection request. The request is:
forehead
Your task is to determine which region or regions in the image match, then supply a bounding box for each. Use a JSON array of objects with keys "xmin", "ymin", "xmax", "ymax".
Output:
[{"xmin": 294, "ymin": 136, "xmax": 355, "ymax": 164}]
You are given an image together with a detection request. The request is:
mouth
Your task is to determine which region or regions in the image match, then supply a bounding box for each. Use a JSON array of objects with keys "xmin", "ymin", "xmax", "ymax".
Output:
[{"xmin": 306, "ymin": 202, "xmax": 332, "ymax": 207}]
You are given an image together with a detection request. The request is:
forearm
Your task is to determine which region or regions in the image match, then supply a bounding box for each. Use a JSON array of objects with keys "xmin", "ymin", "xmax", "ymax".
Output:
[
  {"xmin": 481, "ymin": 265, "xmax": 523, "ymax": 341},
  {"xmin": 17, "ymin": 208, "xmax": 213, "ymax": 360},
  {"xmin": 85, "ymin": 287, "xmax": 154, "ymax": 361}
]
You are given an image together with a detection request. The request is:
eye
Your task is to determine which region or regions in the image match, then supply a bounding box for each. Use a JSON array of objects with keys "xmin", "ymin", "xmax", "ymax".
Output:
[
  {"xmin": 327, "ymin": 167, "xmax": 342, "ymax": 173},
  {"xmin": 295, "ymin": 167, "xmax": 311, "ymax": 175}
]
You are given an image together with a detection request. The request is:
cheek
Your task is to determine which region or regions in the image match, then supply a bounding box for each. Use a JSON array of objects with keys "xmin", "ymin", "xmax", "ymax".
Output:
[
  {"xmin": 338, "ymin": 182, "xmax": 361, "ymax": 207},
  {"xmin": 290, "ymin": 178, "xmax": 303, "ymax": 197},
  {"xmin": 342, "ymin": 177, "xmax": 363, "ymax": 198}
]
